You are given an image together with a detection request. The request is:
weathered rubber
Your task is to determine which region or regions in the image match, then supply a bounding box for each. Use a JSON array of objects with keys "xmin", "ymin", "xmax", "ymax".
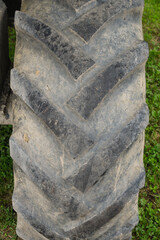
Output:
[
  {"xmin": 0, "ymin": 0, "xmax": 9, "ymax": 92},
  {"xmin": 10, "ymin": 0, "xmax": 149, "ymax": 239}
]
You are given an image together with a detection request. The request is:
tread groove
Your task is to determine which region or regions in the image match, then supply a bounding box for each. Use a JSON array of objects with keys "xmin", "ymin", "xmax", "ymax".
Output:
[
  {"xmin": 11, "ymin": 141, "xmax": 89, "ymax": 220},
  {"xmin": 66, "ymin": 172, "xmax": 145, "ymax": 238},
  {"xmin": 15, "ymin": 11, "xmax": 95, "ymax": 80},
  {"xmin": 67, "ymin": 104, "xmax": 148, "ymax": 192},
  {"xmin": 70, "ymin": 0, "xmax": 144, "ymax": 41},
  {"xmin": 67, "ymin": 41, "xmax": 148, "ymax": 119},
  {"xmin": 11, "ymin": 69, "xmax": 94, "ymax": 159}
]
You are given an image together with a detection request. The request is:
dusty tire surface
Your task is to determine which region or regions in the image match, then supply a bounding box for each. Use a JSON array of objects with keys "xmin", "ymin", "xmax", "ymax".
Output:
[
  {"xmin": 0, "ymin": 0, "xmax": 9, "ymax": 92},
  {"xmin": 10, "ymin": 0, "xmax": 149, "ymax": 239}
]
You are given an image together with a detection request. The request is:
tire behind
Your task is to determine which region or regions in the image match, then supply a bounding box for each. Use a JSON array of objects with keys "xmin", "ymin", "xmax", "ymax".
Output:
[{"xmin": 0, "ymin": 0, "xmax": 9, "ymax": 92}]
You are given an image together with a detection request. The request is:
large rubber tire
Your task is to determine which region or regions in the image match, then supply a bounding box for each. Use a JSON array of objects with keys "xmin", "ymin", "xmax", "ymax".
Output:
[
  {"xmin": 0, "ymin": 0, "xmax": 9, "ymax": 92},
  {"xmin": 10, "ymin": 1, "xmax": 149, "ymax": 239}
]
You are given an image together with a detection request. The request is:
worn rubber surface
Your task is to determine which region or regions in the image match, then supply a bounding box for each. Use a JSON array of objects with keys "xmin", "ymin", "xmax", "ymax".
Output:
[
  {"xmin": 0, "ymin": 0, "xmax": 9, "ymax": 92},
  {"xmin": 10, "ymin": 0, "xmax": 149, "ymax": 239}
]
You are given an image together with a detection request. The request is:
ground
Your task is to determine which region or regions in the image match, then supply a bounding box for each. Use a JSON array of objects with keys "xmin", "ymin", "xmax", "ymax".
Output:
[{"xmin": 0, "ymin": 0, "xmax": 160, "ymax": 239}]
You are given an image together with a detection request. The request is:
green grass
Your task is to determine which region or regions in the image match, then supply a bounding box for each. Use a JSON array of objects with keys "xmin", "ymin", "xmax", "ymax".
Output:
[
  {"xmin": 0, "ymin": 0, "xmax": 160, "ymax": 239},
  {"xmin": 8, "ymin": 26, "xmax": 16, "ymax": 63},
  {"xmin": 0, "ymin": 28, "xmax": 17, "ymax": 240},
  {"xmin": 132, "ymin": 0, "xmax": 160, "ymax": 239},
  {"xmin": 0, "ymin": 126, "xmax": 17, "ymax": 239}
]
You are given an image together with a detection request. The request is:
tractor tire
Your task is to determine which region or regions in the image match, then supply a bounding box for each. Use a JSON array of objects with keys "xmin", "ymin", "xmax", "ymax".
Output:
[
  {"xmin": 0, "ymin": 0, "xmax": 9, "ymax": 92},
  {"xmin": 10, "ymin": 1, "xmax": 149, "ymax": 239}
]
